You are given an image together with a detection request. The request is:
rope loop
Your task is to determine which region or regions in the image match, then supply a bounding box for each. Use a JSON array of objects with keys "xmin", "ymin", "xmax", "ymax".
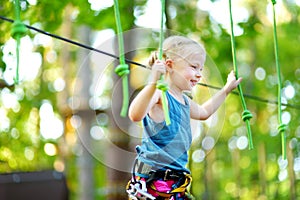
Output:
[
  {"xmin": 277, "ymin": 123, "xmax": 287, "ymax": 133},
  {"xmin": 271, "ymin": 0, "xmax": 286, "ymax": 159},
  {"xmin": 115, "ymin": 64, "xmax": 129, "ymax": 77},
  {"xmin": 156, "ymin": 80, "xmax": 169, "ymax": 92},
  {"xmin": 11, "ymin": 20, "xmax": 27, "ymax": 39},
  {"xmin": 242, "ymin": 109, "xmax": 253, "ymax": 122},
  {"xmin": 229, "ymin": 0, "xmax": 253, "ymax": 148}
]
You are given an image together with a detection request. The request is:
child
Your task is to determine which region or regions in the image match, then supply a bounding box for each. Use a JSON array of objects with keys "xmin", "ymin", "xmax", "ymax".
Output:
[{"xmin": 126, "ymin": 36, "xmax": 242, "ymax": 200}]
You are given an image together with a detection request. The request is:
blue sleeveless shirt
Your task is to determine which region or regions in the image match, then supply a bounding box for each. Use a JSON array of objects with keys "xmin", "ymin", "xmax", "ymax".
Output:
[{"xmin": 136, "ymin": 91, "xmax": 192, "ymax": 173}]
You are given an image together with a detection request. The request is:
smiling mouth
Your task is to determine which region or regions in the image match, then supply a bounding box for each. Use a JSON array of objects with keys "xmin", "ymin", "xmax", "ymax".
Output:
[{"xmin": 190, "ymin": 80, "xmax": 198, "ymax": 87}]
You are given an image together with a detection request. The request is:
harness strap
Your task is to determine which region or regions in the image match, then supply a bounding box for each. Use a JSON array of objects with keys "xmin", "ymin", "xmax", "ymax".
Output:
[
  {"xmin": 135, "ymin": 159, "xmax": 154, "ymax": 176},
  {"xmin": 149, "ymin": 173, "xmax": 192, "ymax": 197}
]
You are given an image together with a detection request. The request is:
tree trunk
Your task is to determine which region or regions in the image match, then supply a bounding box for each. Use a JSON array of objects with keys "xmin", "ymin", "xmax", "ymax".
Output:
[
  {"xmin": 232, "ymin": 149, "xmax": 241, "ymax": 200},
  {"xmin": 287, "ymin": 144, "xmax": 296, "ymax": 200},
  {"xmin": 105, "ymin": 35, "xmax": 135, "ymax": 200},
  {"xmin": 75, "ymin": 26, "xmax": 94, "ymax": 200},
  {"xmin": 258, "ymin": 142, "xmax": 267, "ymax": 197}
]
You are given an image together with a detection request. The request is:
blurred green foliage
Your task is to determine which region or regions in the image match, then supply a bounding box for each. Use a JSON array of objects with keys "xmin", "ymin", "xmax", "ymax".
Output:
[{"xmin": 1, "ymin": 0, "xmax": 300, "ymax": 199}]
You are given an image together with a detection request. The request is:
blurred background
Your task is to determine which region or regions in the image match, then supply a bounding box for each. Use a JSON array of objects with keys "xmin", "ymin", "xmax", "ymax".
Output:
[{"xmin": 1, "ymin": 0, "xmax": 300, "ymax": 199}]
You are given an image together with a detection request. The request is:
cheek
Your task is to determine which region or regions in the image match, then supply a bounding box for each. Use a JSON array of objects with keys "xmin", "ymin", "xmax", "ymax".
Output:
[
  {"xmin": 173, "ymin": 67, "xmax": 193, "ymax": 82},
  {"xmin": 173, "ymin": 71, "xmax": 188, "ymax": 84},
  {"xmin": 183, "ymin": 70, "xmax": 194, "ymax": 79}
]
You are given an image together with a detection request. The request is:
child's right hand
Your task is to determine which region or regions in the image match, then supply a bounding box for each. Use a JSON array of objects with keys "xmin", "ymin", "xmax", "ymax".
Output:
[{"xmin": 150, "ymin": 60, "xmax": 167, "ymax": 83}]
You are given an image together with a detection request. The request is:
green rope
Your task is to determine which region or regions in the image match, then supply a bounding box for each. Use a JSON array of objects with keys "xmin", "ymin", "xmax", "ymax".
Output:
[
  {"xmin": 158, "ymin": 0, "xmax": 165, "ymax": 61},
  {"xmin": 156, "ymin": 0, "xmax": 171, "ymax": 125},
  {"xmin": 113, "ymin": 0, "xmax": 130, "ymax": 117},
  {"xmin": 11, "ymin": 0, "xmax": 27, "ymax": 84},
  {"xmin": 271, "ymin": 0, "xmax": 287, "ymax": 159},
  {"xmin": 228, "ymin": 0, "xmax": 253, "ymax": 149}
]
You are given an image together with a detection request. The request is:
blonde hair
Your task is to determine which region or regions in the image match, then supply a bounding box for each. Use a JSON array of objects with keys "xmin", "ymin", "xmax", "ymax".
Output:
[{"xmin": 148, "ymin": 35, "xmax": 206, "ymax": 67}]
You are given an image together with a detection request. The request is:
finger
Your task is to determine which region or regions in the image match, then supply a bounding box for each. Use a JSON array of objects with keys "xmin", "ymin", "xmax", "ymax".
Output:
[
  {"xmin": 228, "ymin": 70, "xmax": 235, "ymax": 78},
  {"xmin": 236, "ymin": 77, "xmax": 243, "ymax": 84},
  {"xmin": 155, "ymin": 51, "xmax": 158, "ymax": 60}
]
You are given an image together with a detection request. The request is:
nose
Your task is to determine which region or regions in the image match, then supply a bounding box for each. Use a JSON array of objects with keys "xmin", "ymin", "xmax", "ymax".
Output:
[{"xmin": 195, "ymin": 70, "xmax": 202, "ymax": 79}]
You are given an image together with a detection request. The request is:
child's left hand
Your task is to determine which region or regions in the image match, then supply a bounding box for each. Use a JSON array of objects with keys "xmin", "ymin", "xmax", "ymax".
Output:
[{"xmin": 224, "ymin": 70, "xmax": 242, "ymax": 94}]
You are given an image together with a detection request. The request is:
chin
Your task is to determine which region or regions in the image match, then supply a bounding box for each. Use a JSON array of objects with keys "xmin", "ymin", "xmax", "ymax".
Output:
[{"xmin": 185, "ymin": 87, "xmax": 193, "ymax": 91}]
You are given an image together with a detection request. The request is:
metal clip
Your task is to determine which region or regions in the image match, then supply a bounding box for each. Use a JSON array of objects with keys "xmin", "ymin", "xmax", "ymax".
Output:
[
  {"xmin": 127, "ymin": 179, "xmax": 155, "ymax": 200},
  {"xmin": 134, "ymin": 183, "xmax": 155, "ymax": 200},
  {"xmin": 164, "ymin": 169, "xmax": 171, "ymax": 180}
]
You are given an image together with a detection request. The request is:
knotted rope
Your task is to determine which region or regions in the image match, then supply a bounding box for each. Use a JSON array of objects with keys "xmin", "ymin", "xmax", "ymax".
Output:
[
  {"xmin": 157, "ymin": 0, "xmax": 171, "ymax": 125},
  {"xmin": 11, "ymin": 0, "xmax": 27, "ymax": 84},
  {"xmin": 271, "ymin": 0, "xmax": 287, "ymax": 159},
  {"xmin": 113, "ymin": 0, "xmax": 130, "ymax": 117},
  {"xmin": 229, "ymin": 0, "xmax": 253, "ymax": 149}
]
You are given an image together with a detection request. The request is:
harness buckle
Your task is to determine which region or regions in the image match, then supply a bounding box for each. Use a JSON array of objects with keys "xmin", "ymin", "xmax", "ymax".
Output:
[{"xmin": 164, "ymin": 169, "xmax": 171, "ymax": 180}]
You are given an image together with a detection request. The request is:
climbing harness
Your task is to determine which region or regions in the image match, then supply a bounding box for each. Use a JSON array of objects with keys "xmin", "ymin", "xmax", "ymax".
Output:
[
  {"xmin": 228, "ymin": 0, "xmax": 253, "ymax": 149},
  {"xmin": 11, "ymin": 0, "xmax": 27, "ymax": 84},
  {"xmin": 126, "ymin": 159, "xmax": 192, "ymax": 199},
  {"xmin": 270, "ymin": 0, "xmax": 287, "ymax": 159},
  {"xmin": 156, "ymin": 0, "xmax": 171, "ymax": 125},
  {"xmin": 113, "ymin": 0, "xmax": 130, "ymax": 117}
]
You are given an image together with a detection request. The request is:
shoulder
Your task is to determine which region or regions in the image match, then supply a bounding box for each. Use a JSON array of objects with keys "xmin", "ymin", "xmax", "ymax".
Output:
[
  {"xmin": 182, "ymin": 93, "xmax": 192, "ymax": 105},
  {"xmin": 185, "ymin": 94, "xmax": 195, "ymax": 106}
]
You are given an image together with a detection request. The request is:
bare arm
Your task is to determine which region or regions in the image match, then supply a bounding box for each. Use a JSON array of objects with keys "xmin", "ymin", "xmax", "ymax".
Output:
[
  {"xmin": 128, "ymin": 60, "xmax": 166, "ymax": 122},
  {"xmin": 128, "ymin": 85, "xmax": 160, "ymax": 122},
  {"xmin": 190, "ymin": 70, "xmax": 242, "ymax": 120}
]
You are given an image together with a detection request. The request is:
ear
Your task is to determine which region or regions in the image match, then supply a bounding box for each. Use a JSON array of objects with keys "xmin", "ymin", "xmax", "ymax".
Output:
[
  {"xmin": 165, "ymin": 59, "xmax": 173, "ymax": 68},
  {"xmin": 165, "ymin": 59, "xmax": 173, "ymax": 73}
]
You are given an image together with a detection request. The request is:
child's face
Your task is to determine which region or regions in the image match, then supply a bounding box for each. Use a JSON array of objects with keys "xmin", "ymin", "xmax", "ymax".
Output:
[{"xmin": 172, "ymin": 51, "xmax": 205, "ymax": 91}]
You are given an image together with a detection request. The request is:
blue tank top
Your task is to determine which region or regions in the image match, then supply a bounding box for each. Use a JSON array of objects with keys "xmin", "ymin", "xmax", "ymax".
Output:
[{"xmin": 136, "ymin": 91, "xmax": 192, "ymax": 173}]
